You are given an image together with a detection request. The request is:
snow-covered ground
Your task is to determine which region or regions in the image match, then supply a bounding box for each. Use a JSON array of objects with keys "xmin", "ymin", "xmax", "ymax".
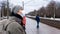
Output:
[{"xmin": 27, "ymin": 15, "xmax": 60, "ymax": 21}]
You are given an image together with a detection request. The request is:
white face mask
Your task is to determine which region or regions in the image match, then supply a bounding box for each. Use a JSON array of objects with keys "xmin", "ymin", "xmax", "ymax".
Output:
[
  {"xmin": 20, "ymin": 10, "xmax": 25, "ymax": 17},
  {"xmin": 22, "ymin": 10, "xmax": 25, "ymax": 14},
  {"xmin": 20, "ymin": 14, "xmax": 24, "ymax": 17}
]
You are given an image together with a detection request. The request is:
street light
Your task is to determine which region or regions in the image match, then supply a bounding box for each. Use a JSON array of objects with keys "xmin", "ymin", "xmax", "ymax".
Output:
[
  {"xmin": 0, "ymin": 7, "xmax": 1, "ymax": 20},
  {"xmin": 54, "ymin": 2, "xmax": 56, "ymax": 20},
  {"xmin": 22, "ymin": 0, "xmax": 24, "ymax": 10},
  {"xmin": 7, "ymin": 0, "xmax": 9, "ymax": 19}
]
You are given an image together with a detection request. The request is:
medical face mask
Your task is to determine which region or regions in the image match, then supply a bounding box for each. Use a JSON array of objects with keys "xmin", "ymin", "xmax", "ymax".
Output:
[{"xmin": 20, "ymin": 10, "xmax": 25, "ymax": 17}]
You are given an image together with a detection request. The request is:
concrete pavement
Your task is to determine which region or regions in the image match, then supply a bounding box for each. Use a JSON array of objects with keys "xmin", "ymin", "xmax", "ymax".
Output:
[
  {"xmin": 0, "ymin": 17, "xmax": 60, "ymax": 34},
  {"xmin": 26, "ymin": 18, "xmax": 60, "ymax": 34}
]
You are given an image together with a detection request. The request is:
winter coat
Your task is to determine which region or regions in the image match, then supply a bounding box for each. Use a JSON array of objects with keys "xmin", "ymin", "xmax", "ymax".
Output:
[
  {"xmin": 36, "ymin": 16, "xmax": 40, "ymax": 22},
  {"xmin": 3, "ymin": 17, "xmax": 25, "ymax": 34}
]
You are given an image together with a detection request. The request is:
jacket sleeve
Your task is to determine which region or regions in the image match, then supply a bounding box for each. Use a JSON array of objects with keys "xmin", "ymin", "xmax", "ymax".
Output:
[{"xmin": 7, "ymin": 22, "xmax": 25, "ymax": 34}]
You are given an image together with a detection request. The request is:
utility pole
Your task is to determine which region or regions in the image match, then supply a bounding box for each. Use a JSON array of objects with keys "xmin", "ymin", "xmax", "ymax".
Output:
[
  {"xmin": 1, "ymin": 2, "xmax": 5, "ymax": 20},
  {"xmin": 0, "ymin": 6, "xmax": 1, "ymax": 20},
  {"xmin": 53, "ymin": 1, "xmax": 56, "ymax": 25},
  {"xmin": 22, "ymin": 0, "xmax": 24, "ymax": 10},
  {"xmin": 7, "ymin": 0, "xmax": 9, "ymax": 19},
  {"xmin": 1, "ymin": 3, "xmax": 4, "ymax": 20}
]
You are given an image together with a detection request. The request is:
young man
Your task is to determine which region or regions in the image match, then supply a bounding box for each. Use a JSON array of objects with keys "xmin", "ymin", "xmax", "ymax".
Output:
[
  {"xmin": 3, "ymin": 5, "xmax": 26, "ymax": 34},
  {"xmin": 36, "ymin": 14, "xmax": 40, "ymax": 28}
]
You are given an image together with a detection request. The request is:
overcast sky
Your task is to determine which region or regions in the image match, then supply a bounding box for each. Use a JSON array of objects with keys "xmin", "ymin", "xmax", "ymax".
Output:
[
  {"xmin": 0, "ymin": 0, "xmax": 60, "ymax": 14},
  {"xmin": 9, "ymin": 0, "xmax": 51, "ymax": 14}
]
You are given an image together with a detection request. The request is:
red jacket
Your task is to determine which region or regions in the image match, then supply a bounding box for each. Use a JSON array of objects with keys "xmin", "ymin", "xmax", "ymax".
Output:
[{"xmin": 22, "ymin": 16, "xmax": 26, "ymax": 26}]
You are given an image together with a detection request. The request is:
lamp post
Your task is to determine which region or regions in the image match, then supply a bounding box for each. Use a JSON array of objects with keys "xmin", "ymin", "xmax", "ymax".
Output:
[
  {"xmin": 7, "ymin": 0, "xmax": 9, "ymax": 19},
  {"xmin": 54, "ymin": 7, "xmax": 55, "ymax": 20},
  {"xmin": 22, "ymin": 0, "xmax": 24, "ymax": 10},
  {"xmin": 1, "ymin": 3, "xmax": 4, "ymax": 20},
  {"xmin": 54, "ymin": 2, "xmax": 56, "ymax": 20},
  {"xmin": 0, "ymin": 6, "xmax": 2, "ymax": 20}
]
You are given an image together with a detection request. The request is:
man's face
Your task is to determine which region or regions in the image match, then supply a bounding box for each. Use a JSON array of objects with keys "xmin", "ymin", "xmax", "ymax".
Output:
[{"xmin": 17, "ymin": 9, "xmax": 23, "ymax": 15}]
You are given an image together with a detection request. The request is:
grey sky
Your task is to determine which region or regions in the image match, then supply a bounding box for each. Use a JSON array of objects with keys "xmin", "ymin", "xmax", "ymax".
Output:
[
  {"xmin": 0, "ymin": 0, "xmax": 60, "ymax": 14},
  {"xmin": 9, "ymin": 0, "xmax": 51, "ymax": 14}
]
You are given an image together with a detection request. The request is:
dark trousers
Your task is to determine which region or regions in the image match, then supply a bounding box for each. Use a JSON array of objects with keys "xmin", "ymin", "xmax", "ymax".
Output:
[
  {"xmin": 22, "ymin": 26, "xmax": 26, "ymax": 34},
  {"xmin": 37, "ymin": 21, "xmax": 39, "ymax": 28}
]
